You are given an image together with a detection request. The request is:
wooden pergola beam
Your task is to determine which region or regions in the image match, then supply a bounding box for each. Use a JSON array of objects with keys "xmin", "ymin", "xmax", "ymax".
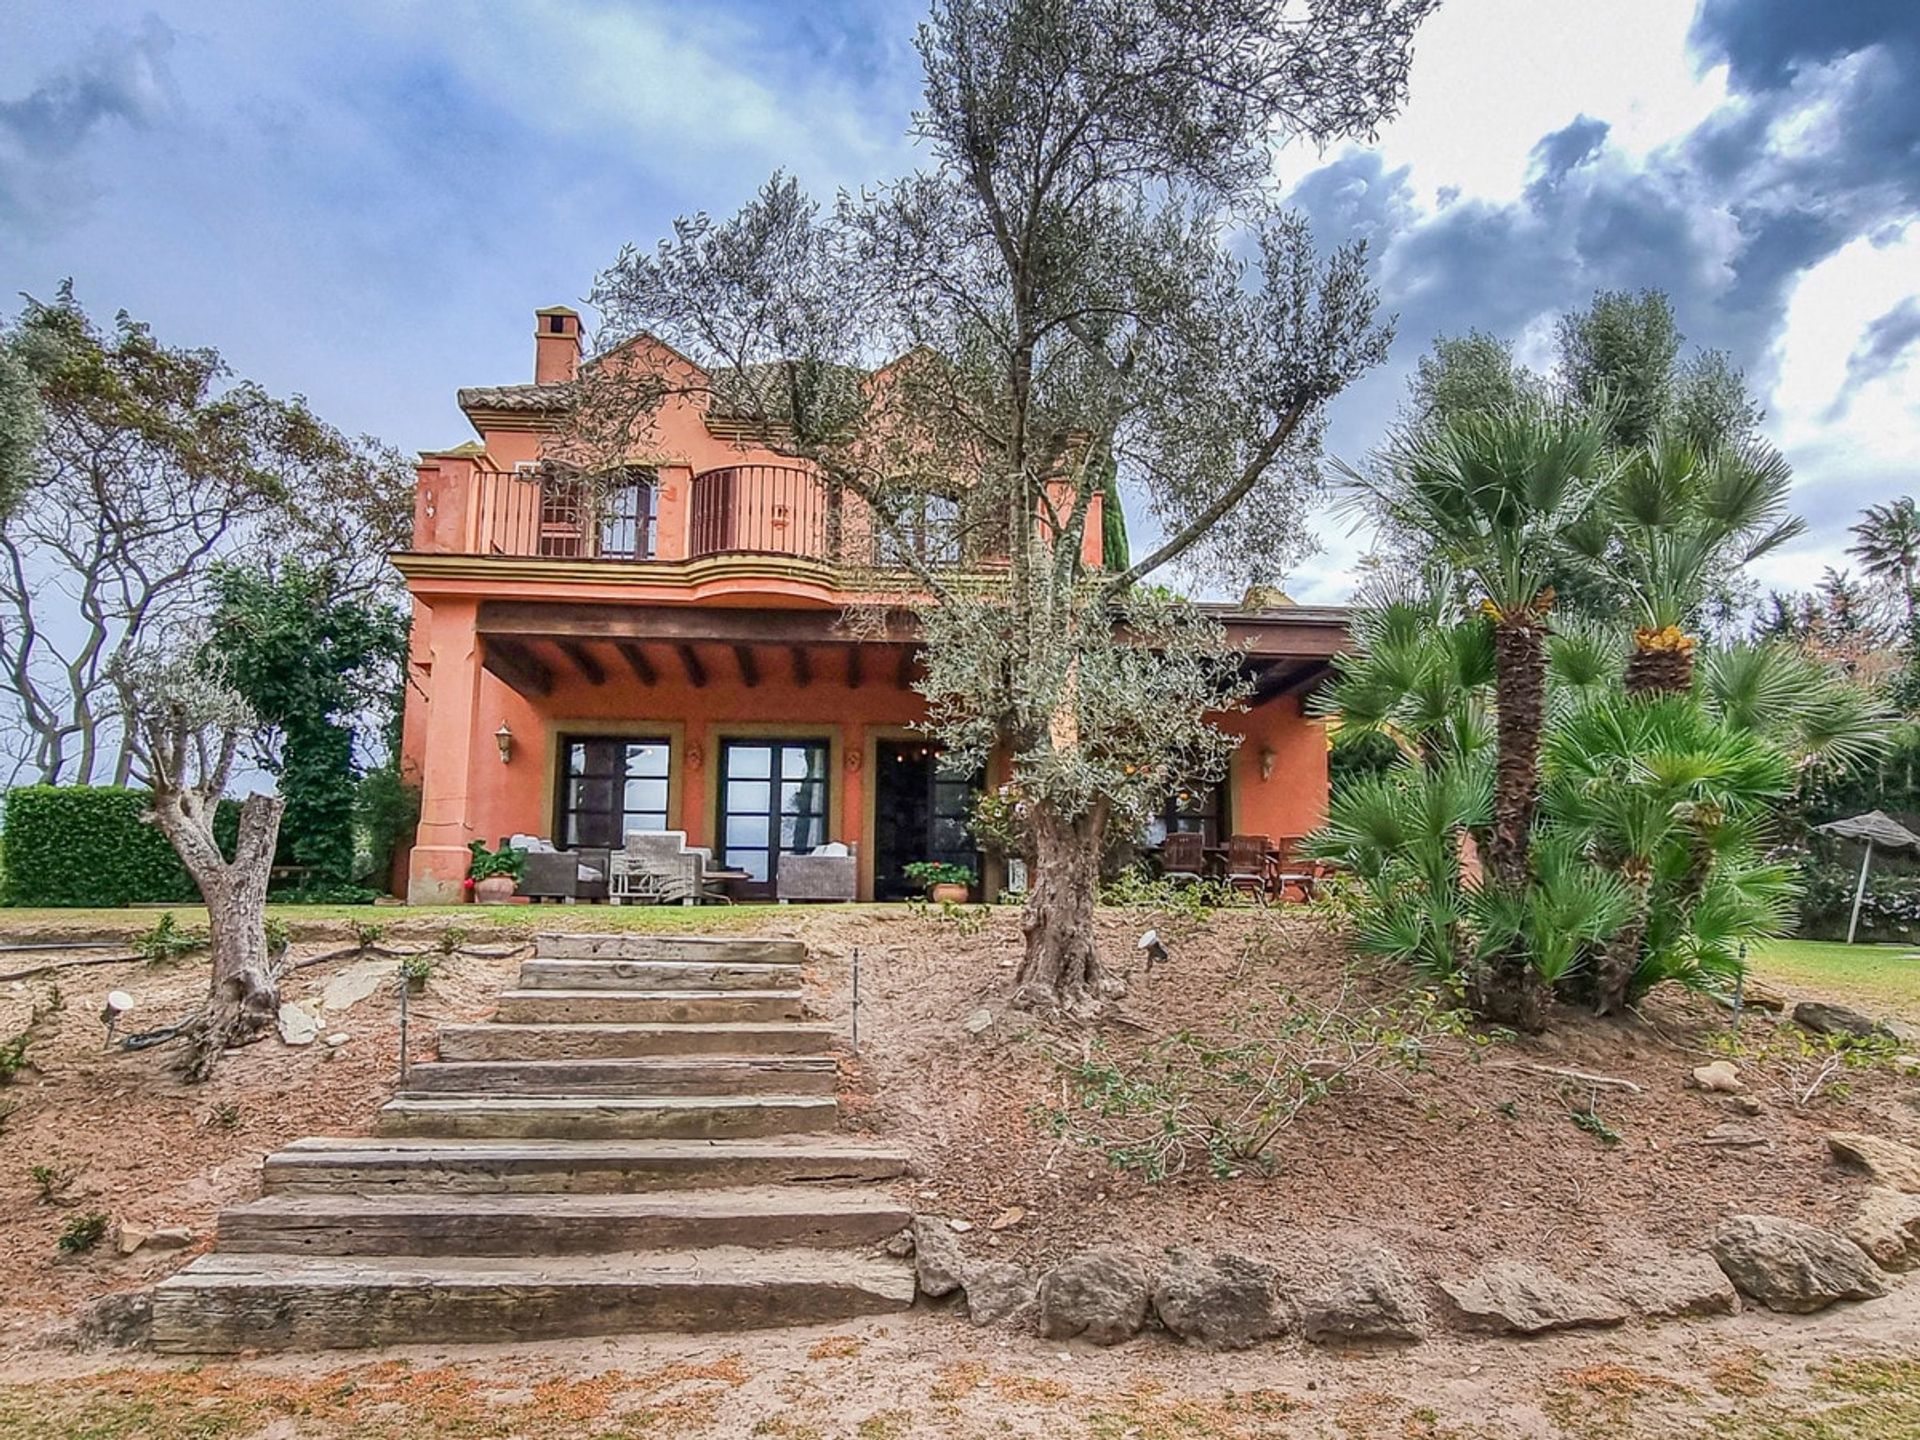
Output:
[
  {"xmin": 733, "ymin": 644, "xmax": 760, "ymax": 688},
  {"xmin": 789, "ymin": 645, "xmax": 812, "ymax": 687},
  {"xmin": 614, "ymin": 641, "xmax": 657, "ymax": 686},
  {"xmin": 845, "ymin": 646, "xmax": 862, "ymax": 690},
  {"xmin": 675, "ymin": 643, "xmax": 707, "ymax": 688},
  {"xmin": 556, "ymin": 639, "xmax": 605, "ymax": 686},
  {"xmin": 483, "ymin": 638, "xmax": 552, "ymax": 699},
  {"xmin": 895, "ymin": 647, "xmax": 916, "ymax": 690}
]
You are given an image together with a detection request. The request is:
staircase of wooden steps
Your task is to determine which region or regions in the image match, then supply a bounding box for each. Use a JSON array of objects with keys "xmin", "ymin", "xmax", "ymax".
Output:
[{"xmin": 152, "ymin": 933, "xmax": 913, "ymax": 1353}]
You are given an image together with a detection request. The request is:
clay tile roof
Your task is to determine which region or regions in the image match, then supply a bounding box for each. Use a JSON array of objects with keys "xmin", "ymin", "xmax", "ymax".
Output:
[{"xmin": 456, "ymin": 382, "xmax": 577, "ymax": 414}]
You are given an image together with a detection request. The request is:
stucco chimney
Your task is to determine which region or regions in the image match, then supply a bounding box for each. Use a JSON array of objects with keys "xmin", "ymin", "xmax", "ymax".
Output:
[{"xmin": 534, "ymin": 305, "xmax": 582, "ymax": 384}]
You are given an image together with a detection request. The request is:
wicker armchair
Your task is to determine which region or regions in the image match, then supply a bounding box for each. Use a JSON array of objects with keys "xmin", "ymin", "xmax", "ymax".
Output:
[
  {"xmin": 612, "ymin": 831, "xmax": 706, "ymax": 906},
  {"xmin": 777, "ymin": 843, "xmax": 858, "ymax": 903}
]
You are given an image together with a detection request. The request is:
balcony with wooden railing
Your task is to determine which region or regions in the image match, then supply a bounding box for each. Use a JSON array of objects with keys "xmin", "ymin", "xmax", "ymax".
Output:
[{"xmin": 436, "ymin": 462, "xmax": 999, "ymax": 572}]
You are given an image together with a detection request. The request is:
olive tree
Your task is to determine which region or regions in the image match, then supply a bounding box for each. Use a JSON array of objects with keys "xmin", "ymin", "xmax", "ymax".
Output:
[
  {"xmin": 117, "ymin": 649, "xmax": 284, "ymax": 1080},
  {"xmin": 572, "ymin": 0, "xmax": 1427, "ymax": 1012}
]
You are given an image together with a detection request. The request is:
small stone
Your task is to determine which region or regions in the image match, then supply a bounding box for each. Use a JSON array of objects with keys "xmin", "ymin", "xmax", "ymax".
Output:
[
  {"xmin": 1439, "ymin": 1262, "xmax": 1628, "ymax": 1335},
  {"xmin": 276, "ymin": 1002, "xmax": 323, "ymax": 1046},
  {"xmin": 1691, "ymin": 1060, "xmax": 1742, "ymax": 1093},
  {"xmin": 988, "ymin": 1206, "xmax": 1026, "ymax": 1231},
  {"xmin": 1793, "ymin": 1001, "xmax": 1888, "ymax": 1040},
  {"xmin": 1710, "ymin": 1214, "xmax": 1888, "ymax": 1313},
  {"xmin": 948, "ymin": 1218, "xmax": 975, "ymax": 1233},
  {"xmin": 964, "ymin": 1008, "xmax": 995, "ymax": 1036},
  {"xmin": 912, "ymin": 1216, "xmax": 966, "ymax": 1298},
  {"xmin": 1594, "ymin": 1248, "xmax": 1739, "ymax": 1319},
  {"xmin": 1844, "ymin": 1189, "xmax": 1920, "ymax": 1272},
  {"xmin": 1038, "ymin": 1248, "xmax": 1154, "ymax": 1345},
  {"xmin": 1828, "ymin": 1132, "xmax": 1920, "ymax": 1192},
  {"xmin": 964, "ymin": 1261, "xmax": 1039, "ymax": 1327},
  {"xmin": 1741, "ymin": 980, "xmax": 1787, "ymax": 1013},
  {"xmin": 1151, "ymin": 1249, "xmax": 1285, "ymax": 1351},
  {"xmin": 114, "ymin": 1224, "xmax": 152, "ymax": 1257},
  {"xmin": 1703, "ymin": 1123, "xmax": 1769, "ymax": 1149},
  {"xmin": 323, "ymin": 1032, "xmax": 350, "ymax": 1047},
  {"xmin": 1299, "ymin": 1247, "xmax": 1428, "ymax": 1344},
  {"xmin": 882, "ymin": 1228, "xmax": 915, "ymax": 1259},
  {"xmin": 1731, "ymin": 1096, "xmax": 1766, "ymax": 1116},
  {"xmin": 145, "ymin": 1226, "xmax": 192, "ymax": 1250}
]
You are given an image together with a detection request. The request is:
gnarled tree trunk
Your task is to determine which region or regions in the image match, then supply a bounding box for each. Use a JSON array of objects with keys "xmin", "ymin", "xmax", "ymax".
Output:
[
  {"xmin": 1014, "ymin": 799, "xmax": 1115, "ymax": 1017},
  {"xmin": 149, "ymin": 789, "xmax": 285, "ymax": 1080},
  {"xmin": 1479, "ymin": 609, "xmax": 1550, "ymax": 1032}
]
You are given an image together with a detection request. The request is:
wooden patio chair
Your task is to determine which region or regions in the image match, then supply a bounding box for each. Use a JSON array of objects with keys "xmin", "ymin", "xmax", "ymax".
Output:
[
  {"xmin": 1272, "ymin": 836, "xmax": 1320, "ymax": 903},
  {"xmin": 1157, "ymin": 831, "xmax": 1207, "ymax": 885},
  {"xmin": 1224, "ymin": 833, "xmax": 1278, "ymax": 904}
]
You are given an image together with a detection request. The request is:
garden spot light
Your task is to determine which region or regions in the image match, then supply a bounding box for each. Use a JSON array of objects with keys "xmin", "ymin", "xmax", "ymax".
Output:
[
  {"xmin": 494, "ymin": 722, "xmax": 513, "ymax": 763},
  {"xmin": 1137, "ymin": 929, "xmax": 1169, "ymax": 970},
  {"xmin": 101, "ymin": 990, "xmax": 134, "ymax": 1046}
]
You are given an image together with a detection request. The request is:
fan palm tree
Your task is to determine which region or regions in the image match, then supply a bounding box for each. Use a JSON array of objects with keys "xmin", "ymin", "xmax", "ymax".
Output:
[
  {"xmin": 1600, "ymin": 433, "xmax": 1802, "ymax": 694},
  {"xmin": 1344, "ymin": 404, "xmax": 1615, "ymax": 1028},
  {"xmin": 1698, "ymin": 642, "xmax": 1894, "ymax": 780},
  {"xmin": 1848, "ymin": 496, "xmax": 1920, "ymax": 628},
  {"xmin": 1313, "ymin": 592, "xmax": 1495, "ymax": 771}
]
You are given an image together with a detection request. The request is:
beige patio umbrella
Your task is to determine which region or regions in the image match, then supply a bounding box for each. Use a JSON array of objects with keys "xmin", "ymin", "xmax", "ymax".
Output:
[{"xmin": 1816, "ymin": 810, "xmax": 1920, "ymax": 944}]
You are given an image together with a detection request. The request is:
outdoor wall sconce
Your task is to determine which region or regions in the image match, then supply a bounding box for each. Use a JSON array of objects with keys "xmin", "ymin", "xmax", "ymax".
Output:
[
  {"xmin": 495, "ymin": 722, "xmax": 513, "ymax": 764},
  {"xmin": 1259, "ymin": 745, "xmax": 1277, "ymax": 781}
]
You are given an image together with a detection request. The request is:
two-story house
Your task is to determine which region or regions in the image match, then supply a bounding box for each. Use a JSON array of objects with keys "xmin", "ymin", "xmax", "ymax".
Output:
[{"xmin": 395, "ymin": 306, "xmax": 1349, "ymax": 904}]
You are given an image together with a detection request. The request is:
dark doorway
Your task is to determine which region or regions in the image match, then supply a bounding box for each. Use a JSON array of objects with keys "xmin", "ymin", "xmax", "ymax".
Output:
[
  {"xmin": 874, "ymin": 740, "xmax": 982, "ymax": 900},
  {"xmin": 556, "ymin": 736, "xmax": 671, "ymax": 848}
]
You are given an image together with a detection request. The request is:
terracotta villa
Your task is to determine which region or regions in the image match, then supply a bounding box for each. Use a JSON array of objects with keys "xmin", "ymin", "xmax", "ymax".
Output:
[{"xmin": 395, "ymin": 307, "xmax": 1349, "ymax": 904}]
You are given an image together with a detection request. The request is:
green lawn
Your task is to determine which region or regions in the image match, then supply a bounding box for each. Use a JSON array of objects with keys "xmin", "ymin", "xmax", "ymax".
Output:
[
  {"xmin": 0, "ymin": 901, "xmax": 877, "ymax": 943},
  {"xmin": 1747, "ymin": 937, "xmax": 1920, "ymax": 1023}
]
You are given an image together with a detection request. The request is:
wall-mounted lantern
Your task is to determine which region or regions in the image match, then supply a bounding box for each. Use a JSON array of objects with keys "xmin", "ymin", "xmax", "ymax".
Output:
[
  {"xmin": 495, "ymin": 722, "xmax": 514, "ymax": 764},
  {"xmin": 1259, "ymin": 745, "xmax": 1277, "ymax": 781}
]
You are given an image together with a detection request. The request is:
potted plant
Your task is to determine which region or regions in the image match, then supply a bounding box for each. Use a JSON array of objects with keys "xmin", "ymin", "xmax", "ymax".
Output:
[
  {"xmin": 466, "ymin": 840, "xmax": 524, "ymax": 905},
  {"xmin": 904, "ymin": 860, "xmax": 974, "ymax": 906},
  {"xmin": 399, "ymin": 953, "xmax": 435, "ymax": 995}
]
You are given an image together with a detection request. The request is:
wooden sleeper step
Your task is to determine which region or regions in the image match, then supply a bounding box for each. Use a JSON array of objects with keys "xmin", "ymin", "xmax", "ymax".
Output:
[
  {"xmin": 490, "ymin": 989, "xmax": 805, "ymax": 1025},
  {"xmin": 401, "ymin": 1055, "xmax": 838, "ymax": 1097},
  {"xmin": 216, "ymin": 1186, "xmax": 912, "ymax": 1256},
  {"xmin": 261, "ymin": 1136, "xmax": 912, "ymax": 1195},
  {"xmin": 533, "ymin": 934, "xmax": 807, "ymax": 965},
  {"xmin": 516, "ymin": 958, "xmax": 803, "ymax": 992},
  {"xmin": 437, "ymin": 1021, "xmax": 838, "ymax": 1062},
  {"xmin": 374, "ymin": 1093, "xmax": 838, "ymax": 1141},
  {"xmin": 151, "ymin": 1248, "xmax": 915, "ymax": 1353}
]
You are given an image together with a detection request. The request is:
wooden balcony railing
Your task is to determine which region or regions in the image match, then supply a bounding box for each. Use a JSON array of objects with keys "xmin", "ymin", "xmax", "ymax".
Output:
[
  {"xmin": 466, "ymin": 469, "xmax": 656, "ymax": 560},
  {"xmin": 689, "ymin": 464, "xmax": 838, "ymax": 562}
]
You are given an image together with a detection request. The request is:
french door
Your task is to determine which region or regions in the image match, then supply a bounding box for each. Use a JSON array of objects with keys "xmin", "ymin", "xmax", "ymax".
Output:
[
  {"xmin": 718, "ymin": 739, "xmax": 831, "ymax": 899},
  {"xmin": 558, "ymin": 737, "xmax": 671, "ymax": 848}
]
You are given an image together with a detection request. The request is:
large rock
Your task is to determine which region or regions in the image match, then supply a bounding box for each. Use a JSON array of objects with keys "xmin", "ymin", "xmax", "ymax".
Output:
[
  {"xmin": 1691, "ymin": 1060, "xmax": 1743, "ymax": 1093},
  {"xmin": 74, "ymin": 1289, "xmax": 152, "ymax": 1350},
  {"xmin": 1844, "ymin": 1189, "xmax": 1920, "ymax": 1272},
  {"xmin": 1150, "ymin": 1249, "xmax": 1284, "ymax": 1350},
  {"xmin": 1710, "ymin": 1214, "xmax": 1888, "ymax": 1313},
  {"xmin": 1828, "ymin": 1132, "xmax": 1920, "ymax": 1192},
  {"xmin": 1299, "ymin": 1247, "xmax": 1428, "ymax": 1344},
  {"xmin": 1592, "ymin": 1248, "xmax": 1739, "ymax": 1319},
  {"xmin": 912, "ymin": 1216, "xmax": 966, "ymax": 1299},
  {"xmin": 964, "ymin": 1262, "xmax": 1038, "ymax": 1328},
  {"xmin": 1439, "ymin": 1262, "xmax": 1627, "ymax": 1335},
  {"xmin": 1794, "ymin": 1001, "xmax": 1888, "ymax": 1040},
  {"xmin": 1038, "ymin": 1248, "xmax": 1154, "ymax": 1345}
]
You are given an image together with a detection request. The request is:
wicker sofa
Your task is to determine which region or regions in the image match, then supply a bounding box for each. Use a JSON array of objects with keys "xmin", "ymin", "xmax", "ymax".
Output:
[{"xmin": 515, "ymin": 846, "xmax": 610, "ymax": 903}]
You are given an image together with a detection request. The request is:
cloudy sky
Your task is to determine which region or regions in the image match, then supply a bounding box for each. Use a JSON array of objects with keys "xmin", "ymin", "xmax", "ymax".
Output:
[{"xmin": 4, "ymin": 0, "xmax": 1917, "ymax": 605}]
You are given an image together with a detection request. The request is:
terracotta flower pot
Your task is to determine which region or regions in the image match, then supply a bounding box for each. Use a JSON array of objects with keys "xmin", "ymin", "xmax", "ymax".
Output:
[
  {"xmin": 474, "ymin": 875, "xmax": 518, "ymax": 905},
  {"xmin": 931, "ymin": 882, "xmax": 970, "ymax": 905}
]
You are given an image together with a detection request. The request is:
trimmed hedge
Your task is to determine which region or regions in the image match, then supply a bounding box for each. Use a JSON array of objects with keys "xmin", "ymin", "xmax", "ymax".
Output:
[{"xmin": 2, "ymin": 786, "xmax": 239, "ymax": 908}]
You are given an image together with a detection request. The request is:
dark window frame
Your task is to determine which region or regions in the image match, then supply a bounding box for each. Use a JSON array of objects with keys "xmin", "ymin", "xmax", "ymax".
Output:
[{"xmin": 556, "ymin": 735, "xmax": 672, "ymax": 849}]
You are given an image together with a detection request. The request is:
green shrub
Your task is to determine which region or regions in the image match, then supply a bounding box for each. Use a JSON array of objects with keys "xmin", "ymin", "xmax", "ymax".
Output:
[
  {"xmin": 1, "ymin": 786, "xmax": 239, "ymax": 907},
  {"xmin": 57, "ymin": 1212, "xmax": 109, "ymax": 1254}
]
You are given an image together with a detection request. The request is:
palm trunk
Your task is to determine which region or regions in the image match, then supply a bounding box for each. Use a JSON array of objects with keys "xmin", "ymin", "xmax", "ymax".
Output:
[
  {"xmin": 150, "ymin": 790, "xmax": 285, "ymax": 1080},
  {"xmin": 1594, "ymin": 864, "xmax": 1652, "ymax": 1016},
  {"xmin": 1014, "ymin": 798, "xmax": 1113, "ymax": 1016},
  {"xmin": 1625, "ymin": 626, "xmax": 1696, "ymax": 696},
  {"xmin": 1479, "ymin": 610, "xmax": 1549, "ymax": 1032}
]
